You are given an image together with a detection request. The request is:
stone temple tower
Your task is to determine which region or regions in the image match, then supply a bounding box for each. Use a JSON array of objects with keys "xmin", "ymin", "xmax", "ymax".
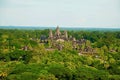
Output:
[
  {"xmin": 49, "ymin": 29, "xmax": 53, "ymax": 39},
  {"xmin": 55, "ymin": 26, "xmax": 61, "ymax": 38},
  {"xmin": 64, "ymin": 30, "xmax": 68, "ymax": 40}
]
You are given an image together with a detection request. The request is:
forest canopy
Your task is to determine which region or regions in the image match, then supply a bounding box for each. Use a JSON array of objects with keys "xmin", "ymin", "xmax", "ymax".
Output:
[{"xmin": 0, "ymin": 29, "xmax": 120, "ymax": 80}]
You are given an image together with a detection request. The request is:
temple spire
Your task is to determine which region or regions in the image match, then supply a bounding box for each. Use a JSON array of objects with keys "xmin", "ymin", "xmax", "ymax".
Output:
[
  {"xmin": 55, "ymin": 25, "xmax": 61, "ymax": 38},
  {"xmin": 49, "ymin": 29, "xmax": 53, "ymax": 39},
  {"xmin": 64, "ymin": 30, "xmax": 68, "ymax": 39}
]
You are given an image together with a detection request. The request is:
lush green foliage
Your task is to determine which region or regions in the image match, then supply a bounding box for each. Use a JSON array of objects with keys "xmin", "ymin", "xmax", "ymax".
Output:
[{"xmin": 0, "ymin": 29, "xmax": 120, "ymax": 80}]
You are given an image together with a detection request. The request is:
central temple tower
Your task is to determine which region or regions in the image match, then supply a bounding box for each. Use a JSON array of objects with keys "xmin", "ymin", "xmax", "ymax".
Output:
[{"xmin": 55, "ymin": 26, "xmax": 61, "ymax": 38}]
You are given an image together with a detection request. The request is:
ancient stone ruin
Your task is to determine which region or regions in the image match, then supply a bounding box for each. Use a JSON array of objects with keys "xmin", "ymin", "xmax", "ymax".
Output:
[{"xmin": 40, "ymin": 26, "xmax": 96, "ymax": 54}]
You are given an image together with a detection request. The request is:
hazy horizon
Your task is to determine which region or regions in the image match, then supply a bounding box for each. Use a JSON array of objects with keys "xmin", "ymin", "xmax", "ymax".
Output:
[
  {"xmin": 0, "ymin": 0, "xmax": 120, "ymax": 28},
  {"xmin": 0, "ymin": 25, "xmax": 120, "ymax": 29}
]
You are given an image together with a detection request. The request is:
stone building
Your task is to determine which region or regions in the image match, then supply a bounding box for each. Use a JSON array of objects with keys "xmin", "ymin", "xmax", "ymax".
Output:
[
  {"xmin": 48, "ymin": 26, "xmax": 68, "ymax": 41},
  {"xmin": 40, "ymin": 26, "xmax": 95, "ymax": 53}
]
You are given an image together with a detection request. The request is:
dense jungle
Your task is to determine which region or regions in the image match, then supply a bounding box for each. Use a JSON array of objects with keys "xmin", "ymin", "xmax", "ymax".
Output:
[{"xmin": 0, "ymin": 28, "xmax": 120, "ymax": 80}]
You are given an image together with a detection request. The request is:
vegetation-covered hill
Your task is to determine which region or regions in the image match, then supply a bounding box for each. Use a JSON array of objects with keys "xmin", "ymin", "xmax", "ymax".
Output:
[{"xmin": 0, "ymin": 29, "xmax": 120, "ymax": 80}]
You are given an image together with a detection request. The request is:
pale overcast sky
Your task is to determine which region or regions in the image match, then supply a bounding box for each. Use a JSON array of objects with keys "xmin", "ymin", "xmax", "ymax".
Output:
[{"xmin": 0, "ymin": 0, "xmax": 120, "ymax": 28}]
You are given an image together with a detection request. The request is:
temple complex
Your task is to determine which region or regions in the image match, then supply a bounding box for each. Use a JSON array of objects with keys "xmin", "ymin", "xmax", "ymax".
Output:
[{"xmin": 40, "ymin": 26, "xmax": 95, "ymax": 54}]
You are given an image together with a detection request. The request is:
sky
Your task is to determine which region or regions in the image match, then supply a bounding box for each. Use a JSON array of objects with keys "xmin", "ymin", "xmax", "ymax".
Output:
[{"xmin": 0, "ymin": 0, "xmax": 120, "ymax": 28}]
